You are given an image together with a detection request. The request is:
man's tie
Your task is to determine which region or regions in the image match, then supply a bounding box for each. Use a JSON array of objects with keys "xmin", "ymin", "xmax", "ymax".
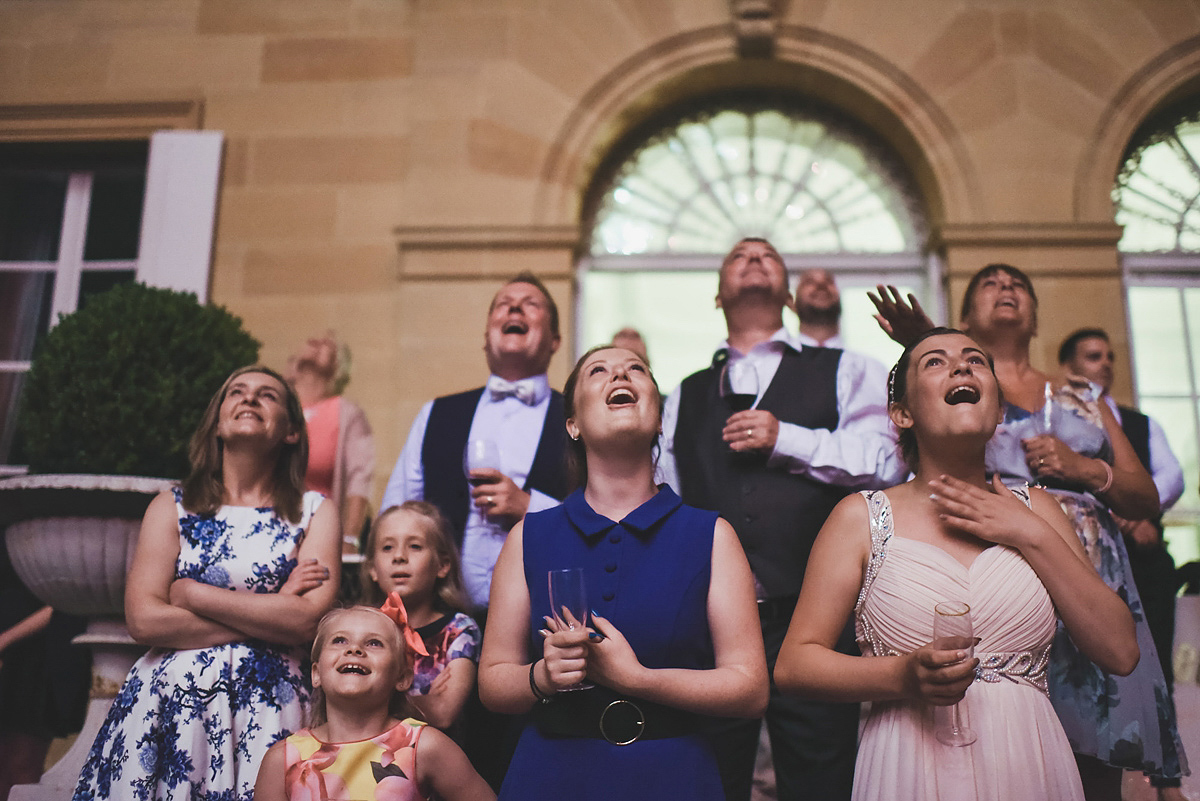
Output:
[{"xmin": 487, "ymin": 376, "xmax": 538, "ymax": 405}]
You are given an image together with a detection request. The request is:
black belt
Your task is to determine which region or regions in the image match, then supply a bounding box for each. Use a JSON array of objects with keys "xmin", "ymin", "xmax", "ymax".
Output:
[
  {"xmin": 757, "ymin": 594, "xmax": 799, "ymax": 623},
  {"xmin": 533, "ymin": 686, "xmax": 702, "ymax": 746}
]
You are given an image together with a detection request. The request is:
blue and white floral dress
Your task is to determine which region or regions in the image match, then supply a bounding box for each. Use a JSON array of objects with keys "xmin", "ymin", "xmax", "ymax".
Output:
[{"xmin": 73, "ymin": 488, "xmax": 323, "ymax": 801}]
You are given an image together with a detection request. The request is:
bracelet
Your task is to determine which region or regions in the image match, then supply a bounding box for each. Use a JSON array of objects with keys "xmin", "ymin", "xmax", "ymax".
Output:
[
  {"xmin": 529, "ymin": 659, "xmax": 553, "ymax": 704},
  {"xmin": 1096, "ymin": 460, "xmax": 1114, "ymax": 494}
]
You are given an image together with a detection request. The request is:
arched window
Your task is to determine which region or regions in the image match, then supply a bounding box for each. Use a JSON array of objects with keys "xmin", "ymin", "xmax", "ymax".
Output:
[
  {"xmin": 1115, "ymin": 100, "xmax": 1200, "ymax": 547},
  {"xmin": 578, "ymin": 100, "xmax": 932, "ymax": 390}
]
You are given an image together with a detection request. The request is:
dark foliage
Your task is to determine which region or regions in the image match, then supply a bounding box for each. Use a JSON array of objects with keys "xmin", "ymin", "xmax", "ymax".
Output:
[{"xmin": 18, "ymin": 282, "xmax": 259, "ymax": 478}]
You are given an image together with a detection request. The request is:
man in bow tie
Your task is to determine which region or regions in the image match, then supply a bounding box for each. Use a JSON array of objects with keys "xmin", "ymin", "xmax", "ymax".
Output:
[
  {"xmin": 381, "ymin": 272, "xmax": 567, "ymax": 789},
  {"xmin": 660, "ymin": 237, "xmax": 903, "ymax": 801},
  {"xmin": 381, "ymin": 272, "xmax": 567, "ymax": 612}
]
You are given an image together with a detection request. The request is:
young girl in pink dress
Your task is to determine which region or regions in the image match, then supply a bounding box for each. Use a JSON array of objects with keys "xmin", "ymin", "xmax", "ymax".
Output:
[
  {"xmin": 254, "ymin": 606, "xmax": 492, "ymax": 801},
  {"xmin": 775, "ymin": 329, "xmax": 1140, "ymax": 801}
]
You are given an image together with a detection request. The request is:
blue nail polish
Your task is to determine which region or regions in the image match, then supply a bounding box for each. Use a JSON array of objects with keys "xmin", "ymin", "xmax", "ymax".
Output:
[{"xmin": 590, "ymin": 609, "xmax": 599, "ymax": 618}]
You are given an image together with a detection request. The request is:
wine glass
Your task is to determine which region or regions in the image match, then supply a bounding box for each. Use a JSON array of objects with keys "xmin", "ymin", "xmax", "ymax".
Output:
[
  {"xmin": 463, "ymin": 439, "xmax": 502, "ymax": 531},
  {"xmin": 932, "ymin": 601, "xmax": 977, "ymax": 747},
  {"xmin": 721, "ymin": 360, "xmax": 759, "ymax": 413},
  {"xmin": 548, "ymin": 568, "xmax": 593, "ymax": 691}
]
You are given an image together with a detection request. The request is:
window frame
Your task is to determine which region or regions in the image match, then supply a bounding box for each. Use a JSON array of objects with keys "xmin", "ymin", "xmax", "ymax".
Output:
[{"xmin": 0, "ymin": 130, "xmax": 223, "ymax": 475}]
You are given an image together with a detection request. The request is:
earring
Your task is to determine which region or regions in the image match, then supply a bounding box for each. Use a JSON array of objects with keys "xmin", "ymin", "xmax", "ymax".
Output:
[{"xmin": 570, "ymin": 433, "xmax": 580, "ymax": 441}]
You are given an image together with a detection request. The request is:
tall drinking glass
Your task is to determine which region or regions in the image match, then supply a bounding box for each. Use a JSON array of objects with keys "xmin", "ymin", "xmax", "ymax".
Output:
[
  {"xmin": 463, "ymin": 438, "xmax": 503, "ymax": 533},
  {"xmin": 932, "ymin": 601, "xmax": 977, "ymax": 746},
  {"xmin": 548, "ymin": 568, "xmax": 592, "ymax": 691}
]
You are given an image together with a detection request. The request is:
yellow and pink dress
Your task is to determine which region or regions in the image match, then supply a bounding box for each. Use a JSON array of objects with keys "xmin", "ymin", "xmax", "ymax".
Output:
[{"xmin": 283, "ymin": 719, "xmax": 426, "ymax": 801}]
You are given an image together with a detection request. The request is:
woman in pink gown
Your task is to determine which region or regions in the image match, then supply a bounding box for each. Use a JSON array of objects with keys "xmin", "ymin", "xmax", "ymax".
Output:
[{"xmin": 775, "ymin": 328, "xmax": 1139, "ymax": 801}]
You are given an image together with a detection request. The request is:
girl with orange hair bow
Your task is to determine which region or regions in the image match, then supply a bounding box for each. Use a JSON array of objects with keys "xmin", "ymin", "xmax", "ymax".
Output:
[{"xmin": 254, "ymin": 604, "xmax": 493, "ymax": 801}]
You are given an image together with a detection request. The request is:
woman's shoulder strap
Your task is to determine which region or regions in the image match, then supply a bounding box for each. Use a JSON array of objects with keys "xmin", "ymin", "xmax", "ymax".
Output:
[
  {"xmin": 855, "ymin": 490, "xmax": 894, "ymax": 612},
  {"xmin": 1010, "ymin": 482, "xmax": 1033, "ymax": 510}
]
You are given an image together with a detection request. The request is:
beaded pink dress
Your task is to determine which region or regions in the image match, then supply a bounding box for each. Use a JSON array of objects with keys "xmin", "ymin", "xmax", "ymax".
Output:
[{"xmin": 852, "ymin": 489, "xmax": 1084, "ymax": 801}]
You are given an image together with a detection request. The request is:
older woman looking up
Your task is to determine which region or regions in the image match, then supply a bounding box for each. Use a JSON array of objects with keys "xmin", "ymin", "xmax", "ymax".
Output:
[
  {"xmin": 776, "ymin": 328, "xmax": 1137, "ymax": 800},
  {"xmin": 286, "ymin": 331, "xmax": 375, "ymax": 554},
  {"xmin": 871, "ymin": 268, "xmax": 1187, "ymax": 801},
  {"xmin": 73, "ymin": 366, "xmax": 341, "ymax": 801},
  {"xmin": 479, "ymin": 345, "xmax": 767, "ymax": 801}
]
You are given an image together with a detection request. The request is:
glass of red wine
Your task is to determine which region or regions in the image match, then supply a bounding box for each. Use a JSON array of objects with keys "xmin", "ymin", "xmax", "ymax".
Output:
[
  {"xmin": 721, "ymin": 360, "xmax": 759, "ymax": 412},
  {"xmin": 463, "ymin": 439, "xmax": 503, "ymax": 532}
]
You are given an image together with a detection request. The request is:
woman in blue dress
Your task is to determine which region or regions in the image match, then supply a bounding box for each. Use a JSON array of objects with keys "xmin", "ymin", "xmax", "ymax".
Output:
[
  {"xmin": 73, "ymin": 366, "xmax": 342, "ymax": 801},
  {"xmin": 872, "ymin": 267, "xmax": 1188, "ymax": 801},
  {"xmin": 478, "ymin": 345, "xmax": 768, "ymax": 801}
]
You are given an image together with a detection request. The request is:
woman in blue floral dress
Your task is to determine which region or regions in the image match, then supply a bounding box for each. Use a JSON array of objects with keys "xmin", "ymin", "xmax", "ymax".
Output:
[{"xmin": 73, "ymin": 366, "xmax": 342, "ymax": 801}]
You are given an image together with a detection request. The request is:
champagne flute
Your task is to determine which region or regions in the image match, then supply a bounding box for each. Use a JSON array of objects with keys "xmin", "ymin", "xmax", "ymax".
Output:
[
  {"xmin": 932, "ymin": 601, "xmax": 977, "ymax": 747},
  {"xmin": 548, "ymin": 568, "xmax": 593, "ymax": 691},
  {"xmin": 463, "ymin": 439, "xmax": 502, "ymax": 531},
  {"xmin": 721, "ymin": 360, "xmax": 759, "ymax": 412},
  {"xmin": 1027, "ymin": 381, "xmax": 1056, "ymax": 487}
]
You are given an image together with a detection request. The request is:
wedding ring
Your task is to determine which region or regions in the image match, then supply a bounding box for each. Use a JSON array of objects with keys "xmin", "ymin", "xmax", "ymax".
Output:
[
  {"xmin": 486, "ymin": 495, "xmax": 494, "ymax": 505},
  {"xmin": 747, "ymin": 429, "xmax": 754, "ymax": 439}
]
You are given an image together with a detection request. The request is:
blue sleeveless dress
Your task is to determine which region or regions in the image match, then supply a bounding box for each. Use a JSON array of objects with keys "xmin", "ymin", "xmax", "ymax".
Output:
[
  {"xmin": 986, "ymin": 392, "xmax": 1187, "ymax": 779},
  {"xmin": 499, "ymin": 486, "xmax": 726, "ymax": 801}
]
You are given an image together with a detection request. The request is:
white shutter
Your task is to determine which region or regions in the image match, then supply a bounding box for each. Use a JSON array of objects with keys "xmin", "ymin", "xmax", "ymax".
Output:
[{"xmin": 135, "ymin": 130, "xmax": 223, "ymax": 302}]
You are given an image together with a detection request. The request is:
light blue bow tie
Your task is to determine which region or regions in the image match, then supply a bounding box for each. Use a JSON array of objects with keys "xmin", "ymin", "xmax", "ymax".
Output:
[{"xmin": 487, "ymin": 376, "xmax": 538, "ymax": 405}]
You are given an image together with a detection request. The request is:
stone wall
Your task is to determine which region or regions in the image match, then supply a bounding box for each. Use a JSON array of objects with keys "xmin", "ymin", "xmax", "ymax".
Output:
[{"xmin": 2, "ymin": 0, "xmax": 1196, "ymax": 503}]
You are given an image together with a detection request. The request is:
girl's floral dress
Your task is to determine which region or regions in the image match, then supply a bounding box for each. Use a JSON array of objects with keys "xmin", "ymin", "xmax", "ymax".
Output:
[{"xmin": 284, "ymin": 719, "xmax": 426, "ymax": 801}]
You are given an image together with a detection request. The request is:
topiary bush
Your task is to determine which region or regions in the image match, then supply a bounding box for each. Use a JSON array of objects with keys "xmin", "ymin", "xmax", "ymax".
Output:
[{"xmin": 17, "ymin": 282, "xmax": 260, "ymax": 479}]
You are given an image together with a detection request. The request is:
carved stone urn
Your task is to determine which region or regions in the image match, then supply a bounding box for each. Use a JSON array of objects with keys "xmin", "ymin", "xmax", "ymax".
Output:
[{"xmin": 0, "ymin": 473, "xmax": 171, "ymax": 801}]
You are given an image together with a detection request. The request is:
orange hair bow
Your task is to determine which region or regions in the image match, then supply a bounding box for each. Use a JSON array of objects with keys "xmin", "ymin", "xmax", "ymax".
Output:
[{"xmin": 380, "ymin": 592, "xmax": 430, "ymax": 657}]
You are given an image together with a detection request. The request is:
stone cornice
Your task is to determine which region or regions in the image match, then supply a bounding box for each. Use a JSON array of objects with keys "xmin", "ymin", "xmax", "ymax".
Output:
[{"xmin": 0, "ymin": 99, "xmax": 204, "ymax": 140}]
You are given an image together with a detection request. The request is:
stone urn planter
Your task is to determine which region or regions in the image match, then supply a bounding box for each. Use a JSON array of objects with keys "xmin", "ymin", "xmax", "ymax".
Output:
[{"xmin": 1, "ymin": 473, "xmax": 171, "ymax": 801}]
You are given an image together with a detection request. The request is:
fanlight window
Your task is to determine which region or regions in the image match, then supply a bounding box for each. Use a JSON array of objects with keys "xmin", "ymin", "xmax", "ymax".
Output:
[
  {"xmin": 1115, "ymin": 112, "xmax": 1200, "ymax": 252},
  {"xmin": 590, "ymin": 107, "xmax": 924, "ymax": 256}
]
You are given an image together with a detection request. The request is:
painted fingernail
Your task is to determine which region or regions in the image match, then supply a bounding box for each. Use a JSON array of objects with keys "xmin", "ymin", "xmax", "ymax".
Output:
[{"xmin": 588, "ymin": 632, "xmax": 606, "ymax": 642}]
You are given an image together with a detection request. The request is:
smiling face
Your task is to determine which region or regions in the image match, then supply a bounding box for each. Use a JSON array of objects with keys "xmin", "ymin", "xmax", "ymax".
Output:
[
  {"xmin": 311, "ymin": 608, "xmax": 410, "ymax": 705},
  {"xmin": 215, "ymin": 370, "xmax": 300, "ymax": 449},
  {"xmin": 484, "ymin": 280, "xmax": 561, "ymax": 379},
  {"xmin": 565, "ymin": 346, "xmax": 661, "ymax": 451},
  {"xmin": 716, "ymin": 238, "xmax": 790, "ymax": 310},
  {"xmin": 366, "ymin": 509, "xmax": 449, "ymax": 605},
  {"xmin": 890, "ymin": 331, "xmax": 1003, "ymax": 456}
]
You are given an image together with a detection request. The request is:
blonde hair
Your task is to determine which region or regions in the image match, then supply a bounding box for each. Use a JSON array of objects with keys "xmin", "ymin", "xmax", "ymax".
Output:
[
  {"xmin": 307, "ymin": 606, "xmax": 414, "ymax": 727},
  {"xmin": 360, "ymin": 501, "xmax": 469, "ymax": 613}
]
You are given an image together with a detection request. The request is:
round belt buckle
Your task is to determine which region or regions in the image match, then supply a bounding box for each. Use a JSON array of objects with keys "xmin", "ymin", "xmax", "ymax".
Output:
[{"xmin": 599, "ymin": 699, "xmax": 645, "ymax": 746}]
